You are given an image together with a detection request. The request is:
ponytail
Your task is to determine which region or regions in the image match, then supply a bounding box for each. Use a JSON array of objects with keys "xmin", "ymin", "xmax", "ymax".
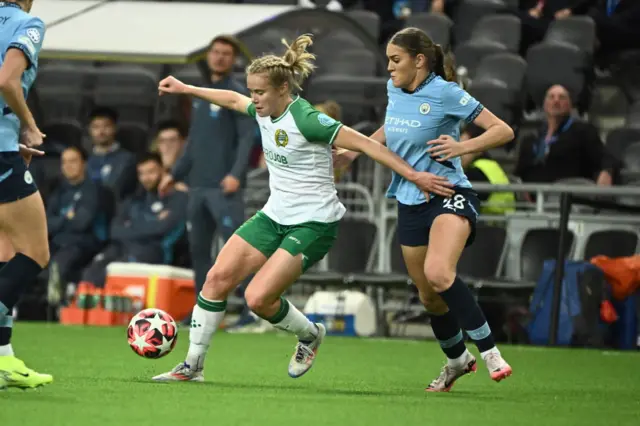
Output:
[{"xmin": 434, "ymin": 44, "xmax": 457, "ymax": 82}]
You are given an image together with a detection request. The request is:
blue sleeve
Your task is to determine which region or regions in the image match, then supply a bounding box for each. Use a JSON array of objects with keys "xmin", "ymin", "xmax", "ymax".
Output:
[
  {"xmin": 442, "ymin": 82, "xmax": 484, "ymax": 124},
  {"xmin": 8, "ymin": 17, "xmax": 45, "ymax": 70}
]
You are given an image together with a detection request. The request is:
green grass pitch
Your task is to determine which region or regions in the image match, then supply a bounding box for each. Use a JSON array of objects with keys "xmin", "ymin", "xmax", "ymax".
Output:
[{"xmin": 2, "ymin": 322, "xmax": 640, "ymax": 426}]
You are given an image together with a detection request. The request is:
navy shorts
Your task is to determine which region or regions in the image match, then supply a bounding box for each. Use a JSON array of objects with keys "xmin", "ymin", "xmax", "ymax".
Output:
[
  {"xmin": 396, "ymin": 187, "xmax": 480, "ymax": 248},
  {"xmin": 0, "ymin": 152, "xmax": 38, "ymax": 204}
]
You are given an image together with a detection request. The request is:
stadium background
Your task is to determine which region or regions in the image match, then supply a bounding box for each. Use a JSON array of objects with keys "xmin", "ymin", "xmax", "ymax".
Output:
[{"xmin": 3, "ymin": 1, "xmax": 640, "ymax": 425}]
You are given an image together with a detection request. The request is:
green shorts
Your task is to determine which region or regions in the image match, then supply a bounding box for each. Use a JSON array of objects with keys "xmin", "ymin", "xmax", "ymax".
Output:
[{"xmin": 235, "ymin": 211, "xmax": 339, "ymax": 272}]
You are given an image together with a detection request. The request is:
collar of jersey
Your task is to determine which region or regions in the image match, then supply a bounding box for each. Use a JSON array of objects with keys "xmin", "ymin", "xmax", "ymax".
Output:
[
  {"xmin": 1, "ymin": 3, "xmax": 21, "ymax": 9},
  {"xmin": 271, "ymin": 95, "xmax": 300, "ymax": 123},
  {"xmin": 402, "ymin": 72, "xmax": 436, "ymax": 95}
]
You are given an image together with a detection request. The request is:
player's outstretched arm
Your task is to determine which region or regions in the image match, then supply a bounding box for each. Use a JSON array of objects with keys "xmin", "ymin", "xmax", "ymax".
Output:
[
  {"xmin": 0, "ymin": 49, "xmax": 39, "ymax": 139},
  {"xmin": 334, "ymin": 126, "xmax": 454, "ymax": 197},
  {"xmin": 158, "ymin": 76, "xmax": 252, "ymax": 115}
]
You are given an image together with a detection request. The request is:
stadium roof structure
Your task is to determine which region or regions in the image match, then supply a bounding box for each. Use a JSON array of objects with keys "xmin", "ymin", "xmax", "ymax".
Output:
[{"xmin": 34, "ymin": 0, "xmax": 295, "ymax": 63}]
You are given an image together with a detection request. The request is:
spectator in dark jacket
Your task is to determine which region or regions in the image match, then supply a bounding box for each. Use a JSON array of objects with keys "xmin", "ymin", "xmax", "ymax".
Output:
[
  {"xmin": 554, "ymin": 0, "xmax": 640, "ymax": 59},
  {"xmin": 515, "ymin": 84, "xmax": 620, "ymax": 186},
  {"xmin": 46, "ymin": 146, "xmax": 104, "ymax": 304},
  {"xmin": 86, "ymin": 107, "xmax": 137, "ymax": 201},
  {"xmin": 80, "ymin": 153, "xmax": 188, "ymax": 288}
]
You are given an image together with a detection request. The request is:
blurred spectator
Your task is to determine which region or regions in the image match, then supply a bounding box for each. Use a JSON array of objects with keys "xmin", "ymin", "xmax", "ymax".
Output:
[
  {"xmin": 150, "ymin": 119, "xmax": 187, "ymax": 179},
  {"xmin": 512, "ymin": 1, "xmax": 573, "ymax": 54},
  {"xmin": 159, "ymin": 34, "xmax": 256, "ymax": 328},
  {"xmin": 338, "ymin": 1, "xmax": 453, "ymax": 44},
  {"xmin": 80, "ymin": 153, "xmax": 187, "ymax": 288},
  {"xmin": 86, "ymin": 107, "xmax": 137, "ymax": 201},
  {"xmin": 46, "ymin": 146, "xmax": 104, "ymax": 304},
  {"xmin": 515, "ymin": 84, "xmax": 619, "ymax": 186},
  {"xmin": 461, "ymin": 124, "xmax": 516, "ymax": 215},
  {"xmin": 555, "ymin": 0, "xmax": 640, "ymax": 62}
]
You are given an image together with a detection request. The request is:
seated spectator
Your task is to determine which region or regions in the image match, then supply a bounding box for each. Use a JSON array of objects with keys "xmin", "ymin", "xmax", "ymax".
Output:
[
  {"xmin": 150, "ymin": 119, "xmax": 187, "ymax": 172},
  {"xmin": 461, "ymin": 124, "xmax": 516, "ymax": 215},
  {"xmin": 150, "ymin": 119, "xmax": 188, "ymax": 192},
  {"xmin": 512, "ymin": 0, "xmax": 573, "ymax": 55},
  {"xmin": 555, "ymin": 0, "xmax": 640, "ymax": 63},
  {"xmin": 515, "ymin": 84, "xmax": 620, "ymax": 187},
  {"xmin": 80, "ymin": 153, "xmax": 188, "ymax": 288},
  {"xmin": 86, "ymin": 107, "xmax": 137, "ymax": 201},
  {"xmin": 46, "ymin": 146, "xmax": 105, "ymax": 304}
]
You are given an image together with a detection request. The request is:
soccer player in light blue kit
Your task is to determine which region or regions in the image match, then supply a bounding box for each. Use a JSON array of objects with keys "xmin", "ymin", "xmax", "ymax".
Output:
[
  {"xmin": 0, "ymin": 0, "xmax": 53, "ymax": 390},
  {"xmin": 338, "ymin": 27, "xmax": 514, "ymax": 392}
]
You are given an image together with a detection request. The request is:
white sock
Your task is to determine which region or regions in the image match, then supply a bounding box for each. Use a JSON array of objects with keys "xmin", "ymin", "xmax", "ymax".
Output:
[
  {"xmin": 480, "ymin": 346, "xmax": 501, "ymax": 361},
  {"xmin": 448, "ymin": 348, "xmax": 471, "ymax": 368},
  {"xmin": 0, "ymin": 344, "xmax": 13, "ymax": 356},
  {"xmin": 185, "ymin": 293, "xmax": 226, "ymax": 371},
  {"xmin": 0, "ymin": 311, "xmax": 14, "ymax": 356},
  {"xmin": 268, "ymin": 298, "xmax": 317, "ymax": 342}
]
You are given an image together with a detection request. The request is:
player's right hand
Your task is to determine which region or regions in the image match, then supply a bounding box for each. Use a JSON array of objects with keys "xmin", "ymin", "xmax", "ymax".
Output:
[
  {"xmin": 18, "ymin": 143, "xmax": 44, "ymax": 166},
  {"xmin": 158, "ymin": 174, "xmax": 175, "ymax": 196},
  {"xmin": 158, "ymin": 76, "xmax": 188, "ymax": 96},
  {"xmin": 412, "ymin": 172, "xmax": 455, "ymax": 198},
  {"xmin": 22, "ymin": 126, "xmax": 45, "ymax": 148}
]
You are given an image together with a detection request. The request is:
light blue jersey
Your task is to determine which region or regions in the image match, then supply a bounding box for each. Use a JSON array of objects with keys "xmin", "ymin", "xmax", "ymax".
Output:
[
  {"xmin": 384, "ymin": 73, "xmax": 483, "ymax": 205},
  {"xmin": 0, "ymin": 2, "xmax": 45, "ymax": 152}
]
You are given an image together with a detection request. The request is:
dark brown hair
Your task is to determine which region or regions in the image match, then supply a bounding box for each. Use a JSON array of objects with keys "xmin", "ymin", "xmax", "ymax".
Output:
[
  {"xmin": 389, "ymin": 27, "xmax": 456, "ymax": 82},
  {"xmin": 209, "ymin": 34, "xmax": 241, "ymax": 56}
]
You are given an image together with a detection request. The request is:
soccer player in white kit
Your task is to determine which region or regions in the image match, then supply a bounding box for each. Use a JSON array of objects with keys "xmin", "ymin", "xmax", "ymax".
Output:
[{"xmin": 152, "ymin": 34, "xmax": 454, "ymax": 382}]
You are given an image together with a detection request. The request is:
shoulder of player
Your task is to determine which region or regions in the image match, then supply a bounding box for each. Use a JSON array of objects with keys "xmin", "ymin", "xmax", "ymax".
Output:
[{"xmin": 20, "ymin": 15, "xmax": 45, "ymax": 31}]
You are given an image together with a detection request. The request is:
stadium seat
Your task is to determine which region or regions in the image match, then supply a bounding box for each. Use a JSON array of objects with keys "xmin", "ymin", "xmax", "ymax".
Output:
[
  {"xmin": 452, "ymin": 0, "xmax": 509, "ymax": 46},
  {"xmin": 320, "ymin": 48, "xmax": 377, "ymax": 76},
  {"xmin": 473, "ymin": 53, "xmax": 527, "ymax": 95},
  {"xmin": 346, "ymin": 9, "xmax": 380, "ymax": 41},
  {"xmin": 116, "ymin": 122, "xmax": 151, "ymax": 155},
  {"xmin": 457, "ymin": 225, "xmax": 507, "ymax": 285},
  {"xmin": 454, "ymin": 39, "xmax": 508, "ymax": 78},
  {"xmin": 405, "ymin": 12, "xmax": 453, "ymax": 51},
  {"xmin": 622, "ymin": 142, "xmax": 640, "ymax": 173},
  {"xmin": 34, "ymin": 64, "xmax": 94, "ymax": 123},
  {"xmin": 616, "ymin": 180, "xmax": 640, "ymax": 207},
  {"xmin": 41, "ymin": 120, "xmax": 84, "ymax": 150},
  {"xmin": 605, "ymin": 127, "xmax": 640, "ymax": 161},
  {"xmin": 544, "ymin": 16, "xmax": 596, "ymax": 55},
  {"xmin": 525, "ymin": 42, "xmax": 587, "ymax": 109},
  {"xmin": 483, "ymin": 228, "xmax": 575, "ymax": 289},
  {"xmin": 468, "ymin": 14, "xmax": 521, "ymax": 53},
  {"xmin": 298, "ymin": 219, "xmax": 378, "ymax": 286},
  {"xmin": 468, "ymin": 81, "xmax": 519, "ymax": 126},
  {"xmin": 583, "ymin": 230, "xmax": 639, "ymax": 260},
  {"xmin": 520, "ymin": 228, "xmax": 575, "ymax": 283},
  {"xmin": 92, "ymin": 66, "xmax": 159, "ymax": 127},
  {"xmin": 626, "ymin": 102, "xmax": 640, "ymax": 128}
]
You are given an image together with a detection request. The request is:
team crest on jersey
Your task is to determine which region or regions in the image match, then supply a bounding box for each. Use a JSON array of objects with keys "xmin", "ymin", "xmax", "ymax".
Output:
[
  {"xmin": 24, "ymin": 170, "xmax": 33, "ymax": 184},
  {"xmin": 26, "ymin": 28, "xmax": 41, "ymax": 44},
  {"xmin": 419, "ymin": 103, "xmax": 431, "ymax": 115},
  {"xmin": 274, "ymin": 129, "xmax": 289, "ymax": 148}
]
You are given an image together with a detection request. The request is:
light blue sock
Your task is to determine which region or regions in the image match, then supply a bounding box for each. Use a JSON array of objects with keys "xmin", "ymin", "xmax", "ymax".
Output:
[{"xmin": 0, "ymin": 300, "xmax": 8, "ymax": 316}]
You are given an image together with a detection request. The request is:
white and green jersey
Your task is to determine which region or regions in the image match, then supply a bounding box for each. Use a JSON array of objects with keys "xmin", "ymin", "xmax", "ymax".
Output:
[{"xmin": 247, "ymin": 96, "xmax": 346, "ymax": 225}]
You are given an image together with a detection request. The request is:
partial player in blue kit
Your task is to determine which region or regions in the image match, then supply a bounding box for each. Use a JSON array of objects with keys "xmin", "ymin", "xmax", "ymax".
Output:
[
  {"xmin": 0, "ymin": 0, "xmax": 53, "ymax": 390},
  {"xmin": 337, "ymin": 27, "xmax": 515, "ymax": 392}
]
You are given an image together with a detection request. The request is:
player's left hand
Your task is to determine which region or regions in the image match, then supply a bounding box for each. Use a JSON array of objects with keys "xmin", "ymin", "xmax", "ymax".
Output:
[
  {"xmin": 221, "ymin": 174, "xmax": 240, "ymax": 194},
  {"xmin": 426, "ymin": 135, "xmax": 466, "ymax": 162},
  {"xmin": 18, "ymin": 143, "xmax": 44, "ymax": 166}
]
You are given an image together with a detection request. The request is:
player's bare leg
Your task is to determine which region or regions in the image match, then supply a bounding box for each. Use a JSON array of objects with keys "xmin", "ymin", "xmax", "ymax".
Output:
[
  {"xmin": 402, "ymin": 244, "xmax": 477, "ymax": 392},
  {"xmin": 0, "ymin": 192, "xmax": 52, "ymax": 389},
  {"xmin": 152, "ymin": 235, "xmax": 266, "ymax": 382},
  {"xmin": 426, "ymin": 215, "xmax": 512, "ymax": 384},
  {"xmin": 244, "ymin": 248, "xmax": 325, "ymax": 378}
]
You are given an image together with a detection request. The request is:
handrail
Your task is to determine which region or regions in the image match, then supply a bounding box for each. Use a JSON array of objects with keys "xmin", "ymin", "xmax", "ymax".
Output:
[{"xmin": 470, "ymin": 182, "xmax": 640, "ymax": 196}]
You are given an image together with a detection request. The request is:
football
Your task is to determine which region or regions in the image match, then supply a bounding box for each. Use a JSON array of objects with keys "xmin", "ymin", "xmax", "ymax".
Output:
[{"xmin": 127, "ymin": 308, "xmax": 178, "ymax": 359}]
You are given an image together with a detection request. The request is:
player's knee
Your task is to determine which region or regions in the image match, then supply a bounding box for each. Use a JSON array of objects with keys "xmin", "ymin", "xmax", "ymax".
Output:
[
  {"xmin": 243, "ymin": 286, "xmax": 271, "ymax": 315},
  {"xmin": 423, "ymin": 261, "xmax": 455, "ymax": 292},
  {"xmin": 202, "ymin": 264, "xmax": 234, "ymax": 299}
]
